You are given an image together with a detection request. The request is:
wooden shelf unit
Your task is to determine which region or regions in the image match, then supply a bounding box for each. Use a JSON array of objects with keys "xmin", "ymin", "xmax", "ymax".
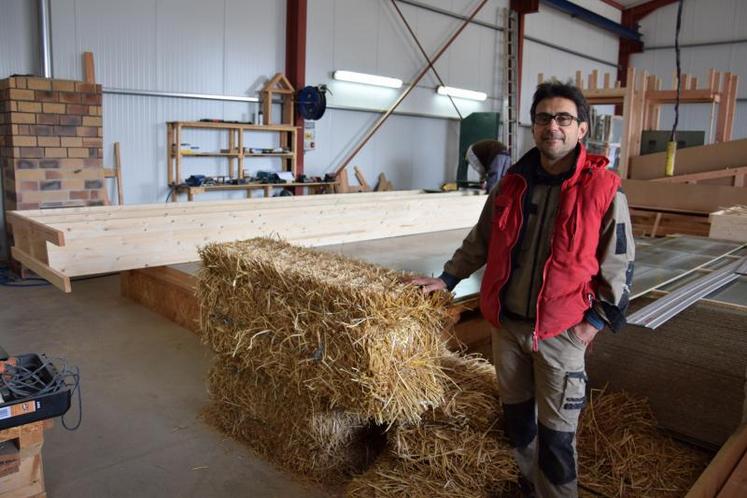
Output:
[{"xmin": 166, "ymin": 121, "xmax": 298, "ymax": 201}]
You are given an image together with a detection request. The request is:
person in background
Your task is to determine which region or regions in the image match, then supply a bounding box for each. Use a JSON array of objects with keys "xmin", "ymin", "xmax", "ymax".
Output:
[{"xmin": 466, "ymin": 139, "xmax": 512, "ymax": 192}]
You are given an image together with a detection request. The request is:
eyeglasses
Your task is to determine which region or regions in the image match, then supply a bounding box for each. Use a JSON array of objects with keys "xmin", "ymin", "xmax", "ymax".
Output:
[{"xmin": 533, "ymin": 112, "xmax": 580, "ymax": 127}]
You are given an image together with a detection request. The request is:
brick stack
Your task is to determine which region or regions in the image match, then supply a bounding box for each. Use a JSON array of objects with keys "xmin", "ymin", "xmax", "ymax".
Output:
[{"xmin": 0, "ymin": 76, "xmax": 105, "ymax": 212}]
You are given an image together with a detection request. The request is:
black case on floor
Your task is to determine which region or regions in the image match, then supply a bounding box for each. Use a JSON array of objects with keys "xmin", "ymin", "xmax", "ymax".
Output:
[{"xmin": 0, "ymin": 353, "xmax": 72, "ymax": 431}]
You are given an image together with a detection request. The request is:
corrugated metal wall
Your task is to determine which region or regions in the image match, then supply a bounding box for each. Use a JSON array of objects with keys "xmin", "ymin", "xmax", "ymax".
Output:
[
  {"xmin": 0, "ymin": 0, "xmax": 40, "ymax": 257},
  {"xmin": 0, "ymin": 0, "xmax": 622, "ymax": 257},
  {"xmin": 631, "ymin": 0, "xmax": 747, "ymax": 141}
]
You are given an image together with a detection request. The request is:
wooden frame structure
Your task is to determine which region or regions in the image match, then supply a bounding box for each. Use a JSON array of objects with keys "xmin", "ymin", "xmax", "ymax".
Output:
[
  {"xmin": 260, "ymin": 73, "xmax": 295, "ymax": 126},
  {"xmin": 6, "ymin": 191, "xmax": 486, "ymax": 293},
  {"xmin": 538, "ymin": 67, "xmax": 739, "ymax": 178}
]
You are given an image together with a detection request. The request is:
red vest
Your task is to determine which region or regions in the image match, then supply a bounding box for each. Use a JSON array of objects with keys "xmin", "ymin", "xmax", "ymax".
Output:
[{"xmin": 479, "ymin": 144, "xmax": 620, "ymax": 343}]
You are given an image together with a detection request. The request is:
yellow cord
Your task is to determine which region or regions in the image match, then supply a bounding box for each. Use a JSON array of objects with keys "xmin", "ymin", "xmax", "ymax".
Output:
[{"xmin": 665, "ymin": 141, "xmax": 677, "ymax": 176}]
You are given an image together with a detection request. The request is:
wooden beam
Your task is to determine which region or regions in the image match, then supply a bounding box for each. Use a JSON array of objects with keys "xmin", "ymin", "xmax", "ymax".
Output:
[
  {"xmin": 686, "ymin": 424, "xmax": 747, "ymax": 497},
  {"xmin": 649, "ymin": 166, "xmax": 747, "ymax": 184},
  {"xmin": 624, "ymin": 179, "xmax": 747, "ymax": 214},
  {"xmin": 114, "ymin": 142, "xmax": 124, "ymax": 205},
  {"xmin": 10, "ymin": 247, "xmax": 71, "ymax": 293},
  {"xmin": 83, "ymin": 51, "xmax": 95, "ymax": 83},
  {"xmin": 9, "ymin": 192, "xmax": 487, "ymax": 287},
  {"xmin": 353, "ymin": 166, "xmax": 371, "ymax": 192},
  {"xmin": 629, "ymin": 139, "xmax": 747, "ymax": 180}
]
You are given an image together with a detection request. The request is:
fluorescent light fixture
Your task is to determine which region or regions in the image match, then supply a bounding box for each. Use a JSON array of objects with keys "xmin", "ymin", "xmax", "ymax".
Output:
[
  {"xmin": 333, "ymin": 70, "xmax": 403, "ymax": 89},
  {"xmin": 437, "ymin": 85, "xmax": 487, "ymax": 101}
]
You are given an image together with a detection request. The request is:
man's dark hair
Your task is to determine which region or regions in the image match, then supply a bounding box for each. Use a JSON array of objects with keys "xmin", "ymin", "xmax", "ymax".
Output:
[{"xmin": 530, "ymin": 80, "xmax": 590, "ymax": 124}]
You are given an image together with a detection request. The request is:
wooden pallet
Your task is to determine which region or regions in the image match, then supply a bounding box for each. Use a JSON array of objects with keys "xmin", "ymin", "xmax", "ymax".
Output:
[{"xmin": 0, "ymin": 421, "xmax": 50, "ymax": 498}]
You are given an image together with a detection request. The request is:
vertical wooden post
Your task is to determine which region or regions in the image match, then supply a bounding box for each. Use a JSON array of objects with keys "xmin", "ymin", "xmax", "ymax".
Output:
[
  {"xmin": 83, "ymin": 51, "xmax": 95, "ymax": 83},
  {"xmin": 114, "ymin": 142, "xmax": 124, "ymax": 205}
]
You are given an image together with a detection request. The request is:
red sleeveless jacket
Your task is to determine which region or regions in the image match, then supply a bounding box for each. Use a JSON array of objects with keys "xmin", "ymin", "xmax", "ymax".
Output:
[{"xmin": 479, "ymin": 144, "xmax": 620, "ymax": 344}]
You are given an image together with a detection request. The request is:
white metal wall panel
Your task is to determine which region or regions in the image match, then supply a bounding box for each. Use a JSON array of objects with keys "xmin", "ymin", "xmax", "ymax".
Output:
[
  {"xmin": 639, "ymin": 0, "xmax": 746, "ymax": 47},
  {"xmin": 62, "ymin": 0, "xmax": 158, "ymax": 88},
  {"xmin": 155, "ymin": 0, "xmax": 225, "ymax": 94},
  {"xmin": 49, "ymin": 0, "xmax": 83, "ymax": 80},
  {"xmin": 0, "ymin": 0, "xmax": 38, "ymax": 78},
  {"xmin": 0, "ymin": 0, "xmax": 39, "ymax": 257},
  {"xmin": 224, "ymin": 0, "xmax": 286, "ymax": 96},
  {"xmin": 307, "ymin": 0, "xmax": 502, "ymax": 117},
  {"xmin": 524, "ymin": 4, "xmax": 619, "ymax": 64}
]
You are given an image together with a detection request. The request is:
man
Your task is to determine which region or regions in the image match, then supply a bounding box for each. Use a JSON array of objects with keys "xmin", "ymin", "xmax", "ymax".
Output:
[
  {"xmin": 413, "ymin": 81, "xmax": 635, "ymax": 498},
  {"xmin": 465, "ymin": 139, "xmax": 512, "ymax": 192}
]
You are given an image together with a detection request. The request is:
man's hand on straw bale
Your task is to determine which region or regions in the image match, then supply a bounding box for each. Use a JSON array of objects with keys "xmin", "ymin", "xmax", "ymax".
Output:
[{"xmin": 407, "ymin": 276, "xmax": 447, "ymax": 294}]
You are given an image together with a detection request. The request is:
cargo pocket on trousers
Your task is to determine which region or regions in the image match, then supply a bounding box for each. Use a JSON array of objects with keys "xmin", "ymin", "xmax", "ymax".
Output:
[{"xmin": 561, "ymin": 371, "xmax": 587, "ymax": 411}]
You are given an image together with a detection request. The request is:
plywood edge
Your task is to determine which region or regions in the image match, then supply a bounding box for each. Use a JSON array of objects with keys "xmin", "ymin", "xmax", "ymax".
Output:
[{"xmin": 687, "ymin": 423, "xmax": 747, "ymax": 497}]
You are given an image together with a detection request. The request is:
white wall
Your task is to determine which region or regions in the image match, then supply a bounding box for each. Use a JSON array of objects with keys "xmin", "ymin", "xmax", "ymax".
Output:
[
  {"xmin": 307, "ymin": 0, "xmax": 508, "ymax": 188},
  {"xmin": 0, "ymin": 0, "xmax": 623, "ymax": 209},
  {"xmin": 520, "ymin": 2, "xmax": 620, "ymax": 126},
  {"xmin": 48, "ymin": 0, "xmax": 286, "ymax": 204},
  {"xmin": 631, "ymin": 0, "xmax": 747, "ymax": 141},
  {"xmin": 0, "ymin": 0, "xmax": 39, "ymax": 258}
]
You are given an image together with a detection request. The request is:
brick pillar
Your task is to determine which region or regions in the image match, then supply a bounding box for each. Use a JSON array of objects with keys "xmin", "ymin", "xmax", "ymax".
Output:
[
  {"xmin": 0, "ymin": 76, "xmax": 105, "ymax": 268},
  {"xmin": 0, "ymin": 76, "xmax": 105, "ymax": 211}
]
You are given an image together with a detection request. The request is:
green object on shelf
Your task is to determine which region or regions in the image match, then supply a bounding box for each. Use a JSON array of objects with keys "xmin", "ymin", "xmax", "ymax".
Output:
[{"xmin": 457, "ymin": 112, "xmax": 501, "ymax": 188}]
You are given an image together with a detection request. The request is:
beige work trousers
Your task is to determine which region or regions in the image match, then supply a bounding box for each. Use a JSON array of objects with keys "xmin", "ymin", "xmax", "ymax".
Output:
[{"xmin": 492, "ymin": 316, "xmax": 588, "ymax": 498}]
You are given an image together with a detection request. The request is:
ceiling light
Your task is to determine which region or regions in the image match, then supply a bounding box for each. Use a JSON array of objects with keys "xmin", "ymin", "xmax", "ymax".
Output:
[
  {"xmin": 437, "ymin": 85, "xmax": 487, "ymax": 101},
  {"xmin": 333, "ymin": 70, "xmax": 403, "ymax": 89}
]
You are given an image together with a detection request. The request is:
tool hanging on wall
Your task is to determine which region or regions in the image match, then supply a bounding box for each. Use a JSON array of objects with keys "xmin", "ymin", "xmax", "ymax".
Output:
[
  {"xmin": 296, "ymin": 85, "xmax": 328, "ymax": 120},
  {"xmin": 665, "ymin": 0, "xmax": 685, "ymax": 177}
]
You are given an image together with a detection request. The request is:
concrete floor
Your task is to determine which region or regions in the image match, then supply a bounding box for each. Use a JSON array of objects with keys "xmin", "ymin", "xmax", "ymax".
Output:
[{"xmin": 0, "ymin": 274, "xmax": 332, "ymax": 497}]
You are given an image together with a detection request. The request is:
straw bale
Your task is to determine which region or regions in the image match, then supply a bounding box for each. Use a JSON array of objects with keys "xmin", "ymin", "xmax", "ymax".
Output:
[
  {"xmin": 346, "ymin": 453, "xmax": 511, "ymax": 498},
  {"xmin": 577, "ymin": 387, "xmax": 710, "ymax": 497},
  {"xmin": 205, "ymin": 357, "xmax": 381, "ymax": 483},
  {"xmin": 349, "ymin": 375, "xmax": 708, "ymax": 497},
  {"xmin": 430, "ymin": 352, "xmax": 502, "ymax": 430},
  {"xmin": 198, "ymin": 237, "xmax": 453, "ymax": 425},
  {"xmin": 363, "ymin": 353, "xmax": 517, "ymax": 497}
]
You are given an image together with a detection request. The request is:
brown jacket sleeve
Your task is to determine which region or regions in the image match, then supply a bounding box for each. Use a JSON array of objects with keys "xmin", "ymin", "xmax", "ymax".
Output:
[
  {"xmin": 586, "ymin": 188, "xmax": 635, "ymax": 331},
  {"xmin": 442, "ymin": 187, "xmax": 498, "ymax": 283}
]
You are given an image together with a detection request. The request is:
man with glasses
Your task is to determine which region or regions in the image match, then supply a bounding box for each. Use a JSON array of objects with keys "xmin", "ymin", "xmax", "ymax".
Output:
[{"xmin": 413, "ymin": 81, "xmax": 635, "ymax": 497}]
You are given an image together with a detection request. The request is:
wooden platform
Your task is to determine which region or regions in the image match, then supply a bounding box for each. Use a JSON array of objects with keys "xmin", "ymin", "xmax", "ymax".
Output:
[{"xmin": 0, "ymin": 421, "xmax": 50, "ymax": 498}]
